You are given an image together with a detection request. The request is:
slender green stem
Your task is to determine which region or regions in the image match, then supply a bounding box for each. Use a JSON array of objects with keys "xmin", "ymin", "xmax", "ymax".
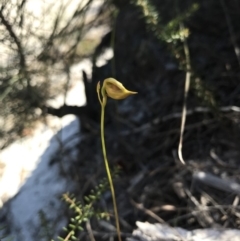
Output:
[{"xmin": 100, "ymin": 101, "xmax": 122, "ymax": 241}]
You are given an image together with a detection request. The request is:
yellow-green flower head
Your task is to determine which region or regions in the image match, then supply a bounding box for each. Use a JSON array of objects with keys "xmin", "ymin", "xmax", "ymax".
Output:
[{"xmin": 103, "ymin": 78, "xmax": 137, "ymax": 100}]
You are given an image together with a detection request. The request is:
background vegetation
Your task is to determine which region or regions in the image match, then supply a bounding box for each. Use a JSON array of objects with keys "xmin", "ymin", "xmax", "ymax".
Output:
[{"xmin": 1, "ymin": 0, "xmax": 240, "ymax": 240}]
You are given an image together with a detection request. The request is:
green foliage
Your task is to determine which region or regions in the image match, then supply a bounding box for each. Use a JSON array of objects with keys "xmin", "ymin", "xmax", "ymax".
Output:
[
  {"xmin": 132, "ymin": 0, "xmax": 199, "ymax": 43},
  {"xmin": 159, "ymin": 4, "xmax": 198, "ymax": 43},
  {"xmin": 134, "ymin": 0, "xmax": 159, "ymax": 33},
  {"xmin": 57, "ymin": 177, "xmax": 112, "ymax": 241},
  {"xmin": 133, "ymin": 0, "xmax": 217, "ymax": 109}
]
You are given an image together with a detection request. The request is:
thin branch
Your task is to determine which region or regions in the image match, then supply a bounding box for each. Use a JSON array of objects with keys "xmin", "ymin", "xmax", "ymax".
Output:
[
  {"xmin": 193, "ymin": 171, "xmax": 240, "ymax": 194},
  {"xmin": 130, "ymin": 199, "xmax": 165, "ymax": 223},
  {"xmin": 130, "ymin": 200, "xmax": 188, "ymax": 241},
  {"xmin": 86, "ymin": 221, "xmax": 96, "ymax": 241},
  {"xmin": 0, "ymin": 8, "xmax": 26, "ymax": 69}
]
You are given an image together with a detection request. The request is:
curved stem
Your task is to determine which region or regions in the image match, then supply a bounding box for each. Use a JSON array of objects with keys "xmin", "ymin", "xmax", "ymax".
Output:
[
  {"xmin": 97, "ymin": 82, "xmax": 102, "ymax": 105},
  {"xmin": 100, "ymin": 100, "xmax": 122, "ymax": 241}
]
